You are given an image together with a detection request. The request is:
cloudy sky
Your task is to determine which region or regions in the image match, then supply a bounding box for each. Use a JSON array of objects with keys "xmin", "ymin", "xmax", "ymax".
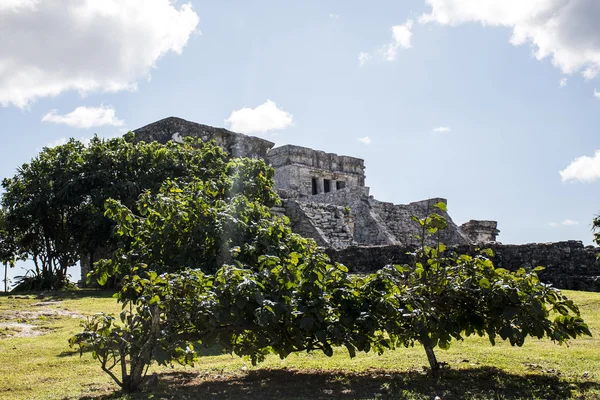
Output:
[{"xmin": 2, "ymin": 0, "xmax": 600, "ymax": 279}]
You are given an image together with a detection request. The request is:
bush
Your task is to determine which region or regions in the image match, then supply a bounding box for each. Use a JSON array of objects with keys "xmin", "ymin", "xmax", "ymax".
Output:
[{"xmin": 71, "ymin": 197, "xmax": 592, "ymax": 393}]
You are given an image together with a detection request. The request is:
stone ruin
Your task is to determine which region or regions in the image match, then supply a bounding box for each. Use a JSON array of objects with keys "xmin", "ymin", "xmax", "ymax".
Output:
[
  {"xmin": 82, "ymin": 116, "xmax": 600, "ymax": 292},
  {"xmin": 133, "ymin": 117, "xmax": 500, "ymax": 251}
]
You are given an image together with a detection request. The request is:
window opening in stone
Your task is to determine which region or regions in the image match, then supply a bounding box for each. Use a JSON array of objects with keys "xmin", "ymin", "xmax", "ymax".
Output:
[
  {"xmin": 324, "ymin": 179, "xmax": 331, "ymax": 193},
  {"xmin": 312, "ymin": 177, "xmax": 318, "ymax": 195},
  {"xmin": 336, "ymin": 181, "xmax": 346, "ymax": 190}
]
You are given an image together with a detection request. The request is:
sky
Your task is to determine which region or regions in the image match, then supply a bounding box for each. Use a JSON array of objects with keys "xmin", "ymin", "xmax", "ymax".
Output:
[{"xmin": 2, "ymin": 0, "xmax": 600, "ymax": 284}]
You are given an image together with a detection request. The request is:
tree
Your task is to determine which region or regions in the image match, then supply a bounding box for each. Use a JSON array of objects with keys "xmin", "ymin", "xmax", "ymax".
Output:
[
  {"xmin": 72, "ymin": 169, "xmax": 376, "ymax": 392},
  {"xmin": 2, "ymin": 140, "xmax": 86, "ymax": 289},
  {"xmin": 593, "ymin": 215, "xmax": 600, "ymax": 247},
  {"xmin": 0, "ymin": 209, "xmax": 19, "ymax": 292},
  {"xmin": 71, "ymin": 186, "xmax": 591, "ymax": 393},
  {"xmin": 1, "ymin": 134, "xmax": 236, "ymax": 289},
  {"xmin": 362, "ymin": 202, "xmax": 592, "ymax": 371}
]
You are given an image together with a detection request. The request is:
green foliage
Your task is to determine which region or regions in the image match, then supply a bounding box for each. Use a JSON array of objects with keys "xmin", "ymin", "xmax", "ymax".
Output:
[
  {"xmin": 1, "ymin": 140, "xmax": 86, "ymax": 288},
  {"xmin": 1, "ymin": 135, "xmax": 238, "ymax": 289},
  {"xmin": 71, "ymin": 191, "xmax": 592, "ymax": 392},
  {"xmin": 593, "ymin": 214, "xmax": 600, "ymax": 248},
  {"xmin": 376, "ymin": 203, "xmax": 592, "ymax": 370},
  {"xmin": 0, "ymin": 209, "xmax": 19, "ymax": 291},
  {"xmin": 92, "ymin": 154, "xmax": 283, "ymax": 282},
  {"xmin": 71, "ymin": 247, "xmax": 373, "ymax": 392}
]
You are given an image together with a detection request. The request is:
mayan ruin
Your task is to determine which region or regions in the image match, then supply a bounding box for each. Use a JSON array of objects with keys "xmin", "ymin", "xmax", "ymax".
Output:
[{"xmin": 129, "ymin": 117, "xmax": 600, "ymax": 292}]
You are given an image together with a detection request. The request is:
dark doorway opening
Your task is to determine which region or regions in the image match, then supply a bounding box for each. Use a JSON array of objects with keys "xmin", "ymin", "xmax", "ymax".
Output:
[
  {"xmin": 324, "ymin": 179, "xmax": 331, "ymax": 193},
  {"xmin": 336, "ymin": 181, "xmax": 346, "ymax": 190},
  {"xmin": 312, "ymin": 178, "xmax": 318, "ymax": 195}
]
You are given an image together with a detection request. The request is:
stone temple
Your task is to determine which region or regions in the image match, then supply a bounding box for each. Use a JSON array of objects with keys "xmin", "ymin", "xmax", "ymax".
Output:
[
  {"xmin": 133, "ymin": 117, "xmax": 500, "ymax": 250},
  {"xmin": 81, "ymin": 116, "xmax": 600, "ymax": 292}
]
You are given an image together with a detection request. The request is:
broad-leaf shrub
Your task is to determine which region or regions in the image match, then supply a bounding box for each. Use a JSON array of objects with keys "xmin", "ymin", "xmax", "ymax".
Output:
[{"xmin": 72, "ymin": 193, "xmax": 592, "ymax": 392}]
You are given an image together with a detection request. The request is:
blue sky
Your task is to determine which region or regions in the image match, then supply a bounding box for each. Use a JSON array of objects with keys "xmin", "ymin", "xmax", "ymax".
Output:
[{"xmin": 2, "ymin": 0, "xmax": 600, "ymax": 282}]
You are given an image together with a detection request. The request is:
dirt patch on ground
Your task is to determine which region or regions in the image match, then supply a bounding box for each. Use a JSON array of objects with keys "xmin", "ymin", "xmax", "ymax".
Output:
[
  {"xmin": 0, "ymin": 322, "xmax": 43, "ymax": 338},
  {"xmin": 6, "ymin": 308, "xmax": 84, "ymax": 320},
  {"xmin": 0, "ymin": 300, "xmax": 84, "ymax": 338}
]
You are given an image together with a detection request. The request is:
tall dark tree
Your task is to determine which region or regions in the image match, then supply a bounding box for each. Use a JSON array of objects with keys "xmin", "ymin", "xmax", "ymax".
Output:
[
  {"xmin": 1, "ymin": 134, "xmax": 244, "ymax": 289},
  {"xmin": 0, "ymin": 209, "xmax": 19, "ymax": 292},
  {"xmin": 2, "ymin": 140, "xmax": 86, "ymax": 289}
]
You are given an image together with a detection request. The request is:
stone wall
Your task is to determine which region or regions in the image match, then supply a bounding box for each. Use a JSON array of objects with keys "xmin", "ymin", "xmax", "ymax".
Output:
[
  {"xmin": 133, "ymin": 117, "xmax": 275, "ymax": 160},
  {"xmin": 300, "ymin": 187, "xmax": 398, "ymax": 246},
  {"xmin": 369, "ymin": 197, "xmax": 470, "ymax": 246},
  {"xmin": 283, "ymin": 200, "xmax": 356, "ymax": 249},
  {"xmin": 461, "ymin": 220, "xmax": 500, "ymax": 243},
  {"xmin": 326, "ymin": 241, "xmax": 600, "ymax": 292},
  {"xmin": 269, "ymin": 145, "xmax": 365, "ymax": 197}
]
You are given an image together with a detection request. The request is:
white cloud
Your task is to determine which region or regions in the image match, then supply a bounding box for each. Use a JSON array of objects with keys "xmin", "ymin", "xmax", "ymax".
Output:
[
  {"xmin": 358, "ymin": 52, "xmax": 372, "ymax": 67},
  {"xmin": 0, "ymin": 0, "xmax": 38, "ymax": 12},
  {"xmin": 357, "ymin": 136, "xmax": 372, "ymax": 145},
  {"xmin": 583, "ymin": 66, "xmax": 600, "ymax": 80},
  {"xmin": 421, "ymin": 0, "xmax": 600, "ymax": 79},
  {"xmin": 384, "ymin": 20, "xmax": 414, "ymax": 61},
  {"xmin": 0, "ymin": 0, "xmax": 199, "ymax": 108},
  {"xmin": 225, "ymin": 100, "xmax": 293, "ymax": 134},
  {"xmin": 432, "ymin": 126, "xmax": 451, "ymax": 133},
  {"xmin": 594, "ymin": 88, "xmax": 600, "ymax": 98},
  {"xmin": 42, "ymin": 105, "xmax": 124, "ymax": 129},
  {"xmin": 329, "ymin": 13, "xmax": 340, "ymax": 19},
  {"xmin": 560, "ymin": 150, "xmax": 600, "ymax": 182},
  {"xmin": 548, "ymin": 219, "xmax": 580, "ymax": 227},
  {"xmin": 560, "ymin": 78, "xmax": 568, "ymax": 87}
]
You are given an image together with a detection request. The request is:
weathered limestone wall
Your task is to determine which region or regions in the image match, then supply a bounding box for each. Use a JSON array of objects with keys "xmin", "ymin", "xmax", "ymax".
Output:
[
  {"xmin": 283, "ymin": 200, "xmax": 356, "ymax": 249},
  {"xmin": 133, "ymin": 117, "xmax": 275, "ymax": 160},
  {"xmin": 269, "ymin": 145, "xmax": 365, "ymax": 197},
  {"xmin": 326, "ymin": 241, "xmax": 600, "ymax": 292},
  {"xmin": 299, "ymin": 187, "xmax": 398, "ymax": 246},
  {"xmin": 461, "ymin": 220, "xmax": 500, "ymax": 243},
  {"xmin": 369, "ymin": 197, "xmax": 471, "ymax": 247}
]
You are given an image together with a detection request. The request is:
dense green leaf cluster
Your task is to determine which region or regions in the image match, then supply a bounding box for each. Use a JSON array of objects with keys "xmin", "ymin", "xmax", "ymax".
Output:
[
  {"xmin": 1, "ymin": 135, "xmax": 247, "ymax": 289},
  {"xmin": 71, "ymin": 193, "xmax": 592, "ymax": 393}
]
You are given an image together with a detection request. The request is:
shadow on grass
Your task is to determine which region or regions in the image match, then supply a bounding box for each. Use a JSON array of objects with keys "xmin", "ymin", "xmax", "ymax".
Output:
[
  {"xmin": 58, "ymin": 348, "xmax": 92, "ymax": 358},
  {"xmin": 79, "ymin": 366, "xmax": 600, "ymax": 400}
]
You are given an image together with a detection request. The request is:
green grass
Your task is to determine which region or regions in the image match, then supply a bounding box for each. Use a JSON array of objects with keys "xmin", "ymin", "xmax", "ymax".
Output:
[{"xmin": 0, "ymin": 290, "xmax": 599, "ymax": 399}]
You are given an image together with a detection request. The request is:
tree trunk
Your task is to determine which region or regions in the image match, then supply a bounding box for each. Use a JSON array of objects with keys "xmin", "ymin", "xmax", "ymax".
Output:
[
  {"xmin": 4, "ymin": 263, "xmax": 7, "ymax": 292},
  {"xmin": 423, "ymin": 342, "xmax": 439, "ymax": 372},
  {"xmin": 123, "ymin": 305, "xmax": 161, "ymax": 393}
]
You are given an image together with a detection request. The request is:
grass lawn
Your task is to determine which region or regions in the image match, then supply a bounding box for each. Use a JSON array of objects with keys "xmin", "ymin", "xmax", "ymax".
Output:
[{"xmin": 0, "ymin": 289, "xmax": 598, "ymax": 399}]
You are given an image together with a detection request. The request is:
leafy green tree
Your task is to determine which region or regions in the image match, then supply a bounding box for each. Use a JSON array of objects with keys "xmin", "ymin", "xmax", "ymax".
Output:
[
  {"xmin": 1, "ymin": 134, "xmax": 239, "ymax": 289},
  {"xmin": 70, "ymin": 134, "xmax": 234, "ymax": 267},
  {"xmin": 72, "ymin": 184, "xmax": 591, "ymax": 393},
  {"xmin": 364, "ymin": 202, "xmax": 592, "ymax": 371},
  {"xmin": 593, "ymin": 215, "xmax": 600, "ymax": 247},
  {"xmin": 72, "ymin": 172, "xmax": 376, "ymax": 392},
  {"xmin": 2, "ymin": 140, "xmax": 86, "ymax": 289},
  {"xmin": 91, "ymin": 156, "xmax": 279, "ymax": 283},
  {"xmin": 0, "ymin": 209, "xmax": 20, "ymax": 292}
]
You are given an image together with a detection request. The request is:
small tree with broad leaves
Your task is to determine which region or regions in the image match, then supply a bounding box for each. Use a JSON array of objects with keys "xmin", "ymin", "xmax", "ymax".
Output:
[
  {"xmin": 364, "ymin": 201, "xmax": 592, "ymax": 371},
  {"xmin": 70, "ymin": 184, "xmax": 592, "ymax": 392}
]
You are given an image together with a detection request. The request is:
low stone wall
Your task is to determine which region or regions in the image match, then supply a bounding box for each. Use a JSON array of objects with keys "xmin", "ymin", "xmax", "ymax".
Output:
[
  {"xmin": 369, "ymin": 197, "xmax": 470, "ymax": 247},
  {"xmin": 325, "ymin": 240, "xmax": 600, "ymax": 292},
  {"xmin": 283, "ymin": 200, "xmax": 356, "ymax": 249},
  {"xmin": 299, "ymin": 187, "xmax": 397, "ymax": 246}
]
